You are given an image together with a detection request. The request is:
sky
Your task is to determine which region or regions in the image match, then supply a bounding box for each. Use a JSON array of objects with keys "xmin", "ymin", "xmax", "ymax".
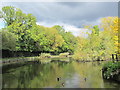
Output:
[{"xmin": 0, "ymin": 1, "xmax": 118, "ymax": 37}]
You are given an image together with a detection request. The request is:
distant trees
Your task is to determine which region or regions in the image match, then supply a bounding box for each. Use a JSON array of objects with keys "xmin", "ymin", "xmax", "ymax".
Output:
[
  {"xmin": 1, "ymin": 6, "xmax": 77, "ymax": 54},
  {"xmin": 1, "ymin": 6, "xmax": 118, "ymax": 59},
  {"xmin": 30, "ymin": 25, "xmax": 64, "ymax": 53},
  {"xmin": 53, "ymin": 25, "xmax": 77, "ymax": 54},
  {"xmin": 73, "ymin": 17, "xmax": 119, "ymax": 61}
]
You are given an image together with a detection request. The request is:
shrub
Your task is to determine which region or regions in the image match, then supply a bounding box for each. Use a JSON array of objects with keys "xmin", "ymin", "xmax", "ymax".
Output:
[
  {"xmin": 39, "ymin": 53, "xmax": 51, "ymax": 59},
  {"xmin": 0, "ymin": 29, "xmax": 17, "ymax": 51},
  {"xmin": 103, "ymin": 61, "xmax": 120, "ymax": 79}
]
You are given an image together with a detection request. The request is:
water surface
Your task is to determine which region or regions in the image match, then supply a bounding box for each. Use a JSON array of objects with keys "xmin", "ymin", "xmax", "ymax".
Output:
[{"xmin": 2, "ymin": 58, "xmax": 120, "ymax": 88}]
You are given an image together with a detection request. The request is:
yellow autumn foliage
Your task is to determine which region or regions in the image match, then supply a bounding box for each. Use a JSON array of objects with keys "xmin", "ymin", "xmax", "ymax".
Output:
[{"xmin": 101, "ymin": 17, "xmax": 119, "ymax": 54}]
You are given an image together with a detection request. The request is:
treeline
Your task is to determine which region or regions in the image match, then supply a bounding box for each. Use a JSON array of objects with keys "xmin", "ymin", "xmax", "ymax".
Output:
[
  {"xmin": 0, "ymin": 6, "xmax": 119, "ymax": 60},
  {"xmin": 0, "ymin": 6, "xmax": 77, "ymax": 55},
  {"xmin": 73, "ymin": 17, "xmax": 119, "ymax": 61}
]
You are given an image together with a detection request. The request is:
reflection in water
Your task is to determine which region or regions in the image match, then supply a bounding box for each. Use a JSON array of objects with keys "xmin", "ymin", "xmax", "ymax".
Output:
[{"xmin": 2, "ymin": 59, "xmax": 120, "ymax": 88}]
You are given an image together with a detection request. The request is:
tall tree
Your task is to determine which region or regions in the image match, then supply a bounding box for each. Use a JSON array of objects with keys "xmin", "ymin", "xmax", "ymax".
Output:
[
  {"xmin": 53, "ymin": 25, "xmax": 77, "ymax": 54},
  {"xmin": 30, "ymin": 25, "xmax": 64, "ymax": 53},
  {"xmin": 1, "ymin": 6, "xmax": 37, "ymax": 52}
]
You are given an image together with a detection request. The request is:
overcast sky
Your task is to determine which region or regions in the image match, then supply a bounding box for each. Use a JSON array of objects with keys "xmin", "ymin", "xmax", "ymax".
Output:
[{"xmin": 0, "ymin": 2, "xmax": 118, "ymax": 36}]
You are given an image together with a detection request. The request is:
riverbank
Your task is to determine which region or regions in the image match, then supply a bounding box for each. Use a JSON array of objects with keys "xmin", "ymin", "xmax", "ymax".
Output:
[
  {"xmin": 1, "ymin": 55, "xmax": 72, "ymax": 66},
  {"xmin": 1, "ymin": 52, "xmax": 120, "ymax": 66},
  {"xmin": 2, "ymin": 56, "xmax": 120, "ymax": 66},
  {"xmin": 102, "ymin": 61, "xmax": 120, "ymax": 82},
  {"xmin": 1, "ymin": 57, "xmax": 39, "ymax": 65}
]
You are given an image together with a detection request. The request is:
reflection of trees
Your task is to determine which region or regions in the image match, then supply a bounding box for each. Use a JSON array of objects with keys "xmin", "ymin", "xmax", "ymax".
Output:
[
  {"xmin": 72, "ymin": 62, "xmax": 104, "ymax": 88},
  {"xmin": 3, "ymin": 61, "xmax": 75, "ymax": 88},
  {"xmin": 17, "ymin": 63, "xmax": 49, "ymax": 88},
  {"xmin": 3, "ymin": 61, "xmax": 111, "ymax": 88},
  {"xmin": 3, "ymin": 63, "xmax": 42, "ymax": 88},
  {"xmin": 29, "ymin": 62, "xmax": 75, "ymax": 88}
]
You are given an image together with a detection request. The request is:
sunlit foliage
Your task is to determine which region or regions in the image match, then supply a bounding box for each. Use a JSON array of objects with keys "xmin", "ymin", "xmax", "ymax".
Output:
[
  {"xmin": 1, "ymin": 6, "xmax": 77, "ymax": 54},
  {"xmin": 73, "ymin": 17, "xmax": 119, "ymax": 61}
]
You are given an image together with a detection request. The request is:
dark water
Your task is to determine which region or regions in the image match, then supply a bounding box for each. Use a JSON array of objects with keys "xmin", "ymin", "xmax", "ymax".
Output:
[{"xmin": 2, "ymin": 58, "xmax": 120, "ymax": 88}]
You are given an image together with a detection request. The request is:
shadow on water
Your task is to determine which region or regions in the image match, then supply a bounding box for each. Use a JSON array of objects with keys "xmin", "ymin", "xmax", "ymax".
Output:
[{"xmin": 2, "ymin": 58, "xmax": 120, "ymax": 88}]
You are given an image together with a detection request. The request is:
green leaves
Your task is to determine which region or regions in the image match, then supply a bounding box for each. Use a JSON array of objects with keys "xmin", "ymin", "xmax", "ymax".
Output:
[
  {"xmin": 1, "ymin": 6, "xmax": 77, "ymax": 54},
  {"xmin": 30, "ymin": 25, "xmax": 65, "ymax": 53},
  {"xmin": 54, "ymin": 25, "xmax": 77, "ymax": 54},
  {"xmin": 73, "ymin": 21, "xmax": 117, "ymax": 61},
  {"xmin": 103, "ymin": 61, "xmax": 120, "ymax": 79},
  {"xmin": 1, "ymin": 29, "xmax": 17, "ymax": 51}
]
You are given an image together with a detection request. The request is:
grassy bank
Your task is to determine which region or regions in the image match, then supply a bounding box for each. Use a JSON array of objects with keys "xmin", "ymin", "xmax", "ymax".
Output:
[{"xmin": 1, "ymin": 53, "xmax": 71, "ymax": 65}]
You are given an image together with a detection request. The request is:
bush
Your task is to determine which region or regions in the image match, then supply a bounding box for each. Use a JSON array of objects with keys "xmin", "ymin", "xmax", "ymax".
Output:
[
  {"xmin": 39, "ymin": 53, "xmax": 51, "ymax": 59},
  {"xmin": 103, "ymin": 61, "xmax": 120, "ymax": 79},
  {"xmin": 0, "ymin": 29, "xmax": 17, "ymax": 51}
]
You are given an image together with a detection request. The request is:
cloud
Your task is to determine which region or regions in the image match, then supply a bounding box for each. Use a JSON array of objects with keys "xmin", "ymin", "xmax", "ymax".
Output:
[
  {"xmin": 63, "ymin": 24, "xmax": 89, "ymax": 37},
  {"xmin": 2, "ymin": 2, "xmax": 117, "ymax": 28},
  {"xmin": 1, "ymin": 0, "xmax": 119, "ymax": 2},
  {"xmin": 36, "ymin": 21, "xmax": 90, "ymax": 37},
  {"xmin": 0, "ymin": 2, "xmax": 118, "ymax": 37},
  {"xmin": 36, "ymin": 17, "xmax": 101, "ymax": 37}
]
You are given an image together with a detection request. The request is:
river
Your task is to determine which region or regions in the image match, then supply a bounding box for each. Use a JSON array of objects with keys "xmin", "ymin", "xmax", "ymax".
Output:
[{"xmin": 2, "ymin": 58, "xmax": 120, "ymax": 88}]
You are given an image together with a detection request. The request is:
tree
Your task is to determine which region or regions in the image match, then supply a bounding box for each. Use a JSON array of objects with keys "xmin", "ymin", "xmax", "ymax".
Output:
[
  {"xmin": 1, "ymin": 6, "xmax": 37, "ymax": 52},
  {"xmin": 53, "ymin": 25, "xmax": 77, "ymax": 54},
  {"xmin": 0, "ymin": 29, "xmax": 16, "ymax": 51},
  {"xmin": 101, "ymin": 17, "xmax": 119, "ymax": 54},
  {"xmin": 1, "ymin": 6, "xmax": 80, "ymax": 55},
  {"xmin": 73, "ymin": 17, "xmax": 119, "ymax": 61},
  {"xmin": 2, "ymin": 6, "xmax": 16, "ymax": 26},
  {"xmin": 93, "ymin": 25, "xmax": 99, "ymax": 35},
  {"xmin": 30, "ymin": 25, "xmax": 64, "ymax": 53}
]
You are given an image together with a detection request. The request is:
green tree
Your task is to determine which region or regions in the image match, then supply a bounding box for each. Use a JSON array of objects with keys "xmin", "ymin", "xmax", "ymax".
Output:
[
  {"xmin": 1, "ymin": 6, "xmax": 37, "ymax": 52},
  {"xmin": 30, "ymin": 25, "xmax": 64, "ymax": 53},
  {"xmin": 73, "ymin": 23, "xmax": 116, "ymax": 61},
  {"xmin": 2, "ymin": 6, "xmax": 16, "ymax": 26},
  {"xmin": 53, "ymin": 25, "xmax": 77, "ymax": 54},
  {"xmin": 93, "ymin": 25, "xmax": 99, "ymax": 35},
  {"xmin": 0, "ymin": 29, "xmax": 16, "ymax": 51}
]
